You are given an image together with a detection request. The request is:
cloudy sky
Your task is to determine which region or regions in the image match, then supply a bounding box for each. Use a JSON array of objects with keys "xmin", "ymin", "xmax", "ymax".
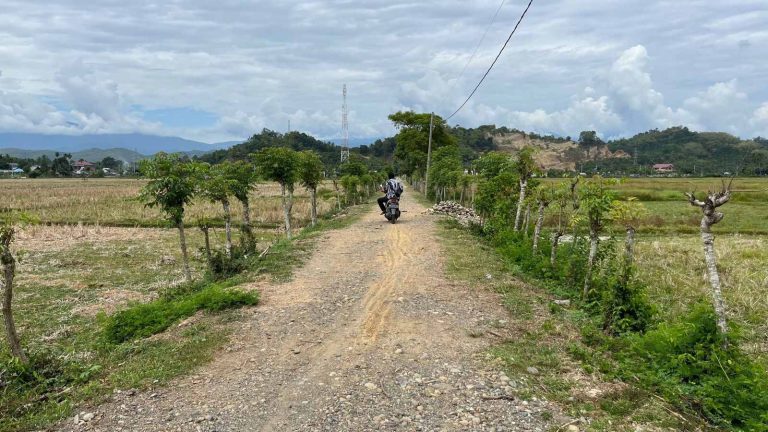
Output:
[{"xmin": 1, "ymin": 0, "xmax": 767, "ymax": 143}]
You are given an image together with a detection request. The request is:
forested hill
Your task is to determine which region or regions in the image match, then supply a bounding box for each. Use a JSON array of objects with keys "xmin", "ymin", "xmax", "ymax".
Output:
[
  {"xmin": 200, "ymin": 129, "xmax": 347, "ymax": 168},
  {"xmin": 602, "ymin": 127, "xmax": 768, "ymax": 175},
  {"xmin": 444, "ymin": 125, "xmax": 767, "ymax": 175},
  {"xmin": 197, "ymin": 125, "xmax": 768, "ymax": 176}
]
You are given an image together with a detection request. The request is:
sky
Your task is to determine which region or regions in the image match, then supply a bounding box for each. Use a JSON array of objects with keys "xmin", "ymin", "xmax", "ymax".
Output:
[{"xmin": 1, "ymin": 0, "xmax": 767, "ymax": 143}]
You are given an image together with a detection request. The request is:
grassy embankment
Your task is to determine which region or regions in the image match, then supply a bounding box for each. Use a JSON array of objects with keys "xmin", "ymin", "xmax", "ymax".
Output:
[
  {"xmin": 435, "ymin": 177, "xmax": 768, "ymax": 430},
  {"xmin": 437, "ymin": 219, "xmax": 691, "ymax": 431}
]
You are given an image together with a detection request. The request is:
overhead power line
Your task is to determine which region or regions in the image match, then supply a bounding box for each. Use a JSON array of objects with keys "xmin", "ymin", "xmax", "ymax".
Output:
[
  {"xmin": 445, "ymin": 0, "xmax": 534, "ymax": 121},
  {"xmin": 454, "ymin": 0, "xmax": 508, "ymax": 84}
]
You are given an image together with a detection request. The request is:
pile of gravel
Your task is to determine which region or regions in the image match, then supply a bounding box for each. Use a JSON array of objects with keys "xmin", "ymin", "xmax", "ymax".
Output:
[{"xmin": 429, "ymin": 201, "xmax": 481, "ymax": 227}]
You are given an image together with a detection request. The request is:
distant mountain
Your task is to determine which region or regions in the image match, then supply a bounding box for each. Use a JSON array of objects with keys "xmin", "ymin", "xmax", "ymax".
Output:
[{"xmin": 0, "ymin": 133, "xmax": 232, "ymax": 154}]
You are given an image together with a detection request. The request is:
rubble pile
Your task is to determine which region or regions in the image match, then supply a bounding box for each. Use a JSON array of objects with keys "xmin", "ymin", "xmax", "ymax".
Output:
[{"xmin": 429, "ymin": 201, "xmax": 482, "ymax": 227}]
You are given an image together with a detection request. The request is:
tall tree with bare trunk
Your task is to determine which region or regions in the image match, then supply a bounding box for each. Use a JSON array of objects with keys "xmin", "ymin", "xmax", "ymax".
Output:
[
  {"xmin": 609, "ymin": 197, "xmax": 648, "ymax": 285},
  {"xmin": 200, "ymin": 164, "xmax": 237, "ymax": 258},
  {"xmin": 1, "ymin": 225, "xmax": 27, "ymax": 364},
  {"xmin": 580, "ymin": 176, "xmax": 615, "ymax": 298},
  {"xmin": 532, "ymin": 184, "xmax": 553, "ymax": 254},
  {"xmin": 223, "ymin": 161, "xmax": 258, "ymax": 250},
  {"xmin": 685, "ymin": 180, "xmax": 733, "ymax": 339},
  {"xmin": 297, "ymin": 151, "xmax": 324, "ymax": 227},
  {"xmin": 513, "ymin": 147, "xmax": 537, "ymax": 231},
  {"xmin": 550, "ymin": 181, "xmax": 574, "ymax": 266},
  {"xmin": 140, "ymin": 154, "xmax": 205, "ymax": 281},
  {"xmin": 253, "ymin": 148, "xmax": 299, "ymax": 239}
]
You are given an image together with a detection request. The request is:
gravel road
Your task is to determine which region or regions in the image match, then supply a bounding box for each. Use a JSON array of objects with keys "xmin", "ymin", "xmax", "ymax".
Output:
[{"xmin": 56, "ymin": 193, "xmax": 568, "ymax": 432}]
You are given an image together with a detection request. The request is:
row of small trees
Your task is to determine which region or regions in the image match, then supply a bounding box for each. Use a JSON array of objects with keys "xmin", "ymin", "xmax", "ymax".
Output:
[
  {"xmin": 335, "ymin": 161, "xmax": 388, "ymax": 207},
  {"xmin": 140, "ymin": 148, "xmax": 325, "ymax": 282},
  {"xmin": 463, "ymin": 149, "xmax": 768, "ymax": 427},
  {"xmin": 471, "ymin": 147, "xmax": 733, "ymax": 339},
  {"xmin": 0, "ymin": 148, "xmax": 325, "ymax": 365}
]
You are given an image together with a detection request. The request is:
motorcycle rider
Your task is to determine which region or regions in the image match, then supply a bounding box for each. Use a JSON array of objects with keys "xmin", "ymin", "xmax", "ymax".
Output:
[{"xmin": 378, "ymin": 172, "xmax": 403, "ymax": 214}]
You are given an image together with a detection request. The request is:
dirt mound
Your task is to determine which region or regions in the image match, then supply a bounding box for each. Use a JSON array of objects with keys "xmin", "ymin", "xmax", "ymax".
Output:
[{"xmin": 492, "ymin": 132, "xmax": 629, "ymax": 171}]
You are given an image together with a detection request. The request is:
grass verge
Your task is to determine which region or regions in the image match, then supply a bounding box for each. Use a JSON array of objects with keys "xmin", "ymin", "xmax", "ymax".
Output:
[{"xmin": 435, "ymin": 218, "xmax": 695, "ymax": 431}]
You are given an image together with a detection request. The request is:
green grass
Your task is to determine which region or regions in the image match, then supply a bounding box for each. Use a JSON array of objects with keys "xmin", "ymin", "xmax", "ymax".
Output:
[
  {"xmin": 633, "ymin": 234, "xmax": 768, "ymax": 367},
  {"xmin": 435, "ymin": 219, "xmax": 690, "ymax": 431},
  {"xmin": 102, "ymin": 282, "xmax": 259, "ymax": 343},
  {"xmin": 539, "ymin": 177, "xmax": 768, "ymax": 234}
]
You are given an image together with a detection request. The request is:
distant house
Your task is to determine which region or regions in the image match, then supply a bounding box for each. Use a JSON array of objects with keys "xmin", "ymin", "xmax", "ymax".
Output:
[
  {"xmin": 72, "ymin": 160, "xmax": 96, "ymax": 175},
  {"xmin": 652, "ymin": 163, "xmax": 675, "ymax": 173},
  {"xmin": 0, "ymin": 167, "xmax": 24, "ymax": 177}
]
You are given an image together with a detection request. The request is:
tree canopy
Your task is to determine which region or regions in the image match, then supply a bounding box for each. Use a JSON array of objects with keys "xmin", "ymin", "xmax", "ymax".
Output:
[{"xmin": 389, "ymin": 111, "xmax": 456, "ymax": 176}]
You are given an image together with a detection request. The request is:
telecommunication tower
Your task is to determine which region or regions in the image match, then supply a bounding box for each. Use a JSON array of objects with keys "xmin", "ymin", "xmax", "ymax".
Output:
[{"xmin": 340, "ymin": 84, "xmax": 350, "ymax": 163}]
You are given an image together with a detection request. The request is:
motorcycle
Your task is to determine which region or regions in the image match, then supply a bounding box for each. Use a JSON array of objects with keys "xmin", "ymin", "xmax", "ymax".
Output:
[{"xmin": 384, "ymin": 196, "xmax": 401, "ymax": 224}]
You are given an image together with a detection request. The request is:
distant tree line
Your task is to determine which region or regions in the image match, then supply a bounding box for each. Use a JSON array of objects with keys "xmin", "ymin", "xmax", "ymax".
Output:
[{"xmin": 0, "ymin": 153, "xmax": 126, "ymax": 177}]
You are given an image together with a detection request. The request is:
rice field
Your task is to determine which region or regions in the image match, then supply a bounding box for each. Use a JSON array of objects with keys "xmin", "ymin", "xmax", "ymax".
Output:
[
  {"xmin": 634, "ymin": 234, "xmax": 768, "ymax": 362},
  {"xmin": 541, "ymin": 177, "xmax": 768, "ymax": 234},
  {"xmin": 0, "ymin": 177, "xmax": 346, "ymax": 430},
  {"xmin": 0, "ymin": 178, "xmax": 337, "ymax": 228}
]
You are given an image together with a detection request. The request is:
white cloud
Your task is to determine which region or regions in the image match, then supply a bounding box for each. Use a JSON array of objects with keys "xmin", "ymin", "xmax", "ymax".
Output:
[
  {"xmin": 750, "ymin": 103, "xmax": 768, "ymax": 137},
  {"xmin": 0, "ymin": 0, "xmax": 767, "ymax": 142}
]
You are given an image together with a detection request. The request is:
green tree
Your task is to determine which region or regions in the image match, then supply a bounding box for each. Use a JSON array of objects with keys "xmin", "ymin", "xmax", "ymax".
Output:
[
  {"xmin": 139, "ymin": 154, "xmax": 205, "ymax": 281},
  {"xmin": 609, "ymin": 197, "xmax": 648, "ymax": 281},
  {"xmin": 580, "ymin": 175, "xmax": 615, "ymax": 298},
  {"xmin": 472, "ymin": 152, "xmax": 517, "ymax": 228},
  {"xmin": 337, "ymin": 160, "xmax": 368, "ymax": 177},
  {"xmin": 388, "ymin": 111, "xmax": 456, "ymax": 178},
  {"xmin": 340, "ymin": 175, "xmax": 360, "ymax": 205},
  {"xmin": 428, "ymin": 145, "xmax": 462, "ymax": 202},
  {"xmin": 219, "ymin": 161, "xmax": 258, "ymax": 249},
  {"xmin": 531, "ymin": 184, "xmax": 554, "ymax": 254},
  {"xmin": 513, "ymin": 147, "xmax": 537, "ymax": 231},
  {"xmin": 297, "ymin": 151, "xmax": 325, "ymax": 227},
  {"xmin": 550, "ymin": 180, "xmax": 576, "ymax": 266},
  {"xmin": 253, "ymin": 147, "xmax": 300, "ymax": 239},
  {"xmin": 100, "ymin": 156, "xmax": 123, "ymax": 171},
  {"xmin": 360, "ymin": 173, "xmax": 374, "ymax": 199},
  {"xmin": 474, "ymin": 151, "xmax": 513, "ymax": 180},
  {"xmin": 51, "ymin": 152, "xmax": 73, "ymax": 177},
  {"xmin": 578, "ymin": 130, "xmax": 602, "ymax": 160},
  {"xmin": 199, "ymin": 164, "xmax": 237, "ymax": 257}
]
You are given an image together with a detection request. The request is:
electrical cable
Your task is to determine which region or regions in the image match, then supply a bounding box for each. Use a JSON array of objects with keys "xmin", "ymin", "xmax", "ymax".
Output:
[
  {"xmin": 445, "ymin": 0, "xmax": 534, "ymax": 121},
  {"xmin": 454, "ymin": 0, "xmax": 508, "ymax": 84}
]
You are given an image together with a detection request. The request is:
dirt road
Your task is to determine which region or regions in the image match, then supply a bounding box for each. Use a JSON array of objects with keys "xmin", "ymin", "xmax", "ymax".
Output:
[{"xmin": 60, "ymin": 193, "xmax": 561, "ymax": 431}]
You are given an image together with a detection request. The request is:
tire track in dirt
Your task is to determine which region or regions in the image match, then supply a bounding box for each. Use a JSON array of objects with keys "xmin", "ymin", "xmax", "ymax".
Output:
[{"xmin": 360, "ymin": 225, "xmax": 411, "ymax": 341}]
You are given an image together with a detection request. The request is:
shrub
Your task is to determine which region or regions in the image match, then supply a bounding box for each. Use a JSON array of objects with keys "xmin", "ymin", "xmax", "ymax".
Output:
[
  {"xmin": 600, "ymin": 272, "xmax": 654, "ymax": 335},
  {"xmin": 206, "ymin": 246, "xmax": 249, "ymax": 280},
  {"xmin": 0, "ymin": 348, "xmax": 100, "ymax": 421},
  {"xmin": 619, "ymin": 304, "xmax": 768, "ymax": 430},
  {"xmin": 103, "ymin": 286, "xmax": 258, "ymax": 343}
]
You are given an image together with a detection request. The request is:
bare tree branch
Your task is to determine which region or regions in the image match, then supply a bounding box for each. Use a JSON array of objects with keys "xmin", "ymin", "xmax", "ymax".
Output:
[{"xmin": 685, "ymin": 192, "xmax": 706, "ymax": 207}]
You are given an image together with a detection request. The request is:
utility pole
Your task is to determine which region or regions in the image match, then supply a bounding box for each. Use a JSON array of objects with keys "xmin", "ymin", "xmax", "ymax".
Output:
[
  {"xmin": 424, "ymin": 112, "xmax": 434, "ymax": 196},
  {"xmin": 340, "ymin": 84, "xmax": 350, "ymax": 163}
]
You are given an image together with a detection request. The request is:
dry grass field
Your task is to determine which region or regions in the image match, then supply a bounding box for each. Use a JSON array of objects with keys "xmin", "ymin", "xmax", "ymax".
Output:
[
  {"xmin": 0, "ymin": 177, "xmax": 350, "ymax": 430},
  {"xmin": 0, "ymin": 178, "xmax": 337, "ymax": 228},
  {"xmin": 634, "ymin": 234, "xmax": 768, "ymax": 360}
]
